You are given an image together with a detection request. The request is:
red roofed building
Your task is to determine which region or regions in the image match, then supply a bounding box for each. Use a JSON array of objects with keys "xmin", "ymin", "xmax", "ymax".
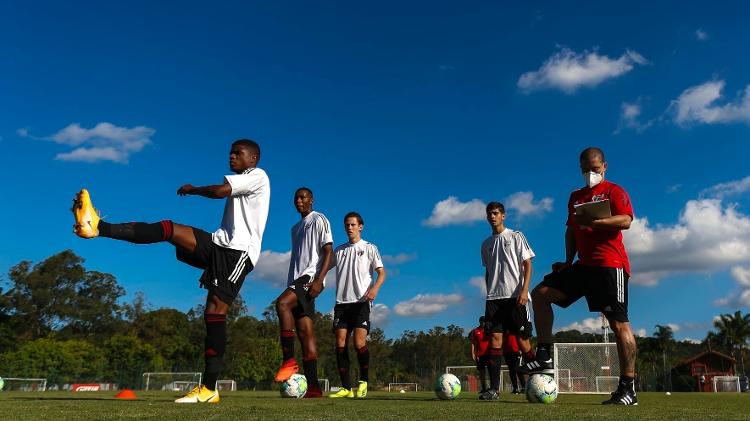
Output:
[{"xmin": 672, "ymin": 350, "xmax": 736, "ymax": 392}]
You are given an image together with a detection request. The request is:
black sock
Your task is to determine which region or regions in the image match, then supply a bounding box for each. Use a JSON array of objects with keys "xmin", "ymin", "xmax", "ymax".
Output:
[
  {"xmin": 620, "ymin": 375, "xmax": 635, "ymax": 392},
  {"xmin": 336, "ymin": 346, "xmax": 351, "ymax": 389},
  {"xmin": 203, "ymin": 313, "xmax": 226, "ymax": 391},
  {"xmin": 356, "ymin": 346, "xmax": 369, "ymax": 382},
  {"xmin": 505, "ymin": 352, "xmax": 519, "ymax": 390},
  {"xmin": 488, "ymin": 347, "xmax": 502, "ymax": 390},
  {"xmin": 98, "ymin": 221, "xmax": 173, "ymax": 244},
  {"xmin": 280, "ymin": 330, "xmax": 295, "ymax": 361},
  {"xmin": 303, "ymin": 357, "xmax": 320, "ymax": 388},
  {"xmin": 536, "ymin": 343, "xmax": 552, "ymax": 360}
]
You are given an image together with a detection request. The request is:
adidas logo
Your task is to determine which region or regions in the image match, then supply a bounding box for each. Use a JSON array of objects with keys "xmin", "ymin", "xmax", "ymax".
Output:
[{"xmin": 362, "ymin": 321, "xmax": 368, "ymax": 326}]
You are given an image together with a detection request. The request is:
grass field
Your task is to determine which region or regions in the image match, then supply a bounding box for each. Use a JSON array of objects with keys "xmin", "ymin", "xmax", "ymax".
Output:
[{"xmin": 1, "ymin": 390, "xmax": 748, "ymax": 420}]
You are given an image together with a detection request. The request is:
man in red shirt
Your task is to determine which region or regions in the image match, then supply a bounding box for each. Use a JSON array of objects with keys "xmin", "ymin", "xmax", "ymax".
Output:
[
  {"xmin": 503, "ymin": 332, "xmax": 525, "ymax": 394},
  {"xmin": 469, "ymin": 316, "xmax": 490, "ymax": 394},
  {"xmin": 519, "ymin": 147, "xmax": 638, "ymax": 406}
]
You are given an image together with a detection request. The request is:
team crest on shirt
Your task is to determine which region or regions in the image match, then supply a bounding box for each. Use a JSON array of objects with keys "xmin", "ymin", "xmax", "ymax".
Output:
[{"xmin": 592, "ymin": 194, "xmax": 606, "ymax": 202}]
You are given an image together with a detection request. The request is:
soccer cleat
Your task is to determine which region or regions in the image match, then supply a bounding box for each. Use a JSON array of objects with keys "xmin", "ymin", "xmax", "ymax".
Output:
[
  {"xmin": 478, "ymin": 388, "xmax": 500, "ymax": 401},
  {"xmin": 274, "ymin": 358, "xmax": 299, "ymax": 382},
  {"xmin": 517, "ymin": 355, "xmax": 554, "ymax": 375},
  {"xmin": 329, "ymin": 388, "xmax": 354, "ymax": 398},
  {"xmin": 356, "ymin": 381, "xmax": 368, "ymax": 398},
  {"xmin": 174, "ymin": 385, "xmax": 220, "ymax": 403},
  {"xmin": 602, "ymin": 385, "xmax": 638, "ymax": 405},
  {"xmin": 71, "ymin": 189, "xmax": 101, "ymax": 239},
  {"xmin": 304, "ymin": 383, "xmax": 323, "ymax": 398},
  {"xmin": 511, "ymin": 389, "xmax": 521, "ymax": 395}
]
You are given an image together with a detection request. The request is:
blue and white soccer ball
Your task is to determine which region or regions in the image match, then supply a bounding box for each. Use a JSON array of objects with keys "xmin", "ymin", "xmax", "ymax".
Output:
[
  {"xmin": 280, "ymin": 374, "xmax": 308, "ymax": 398},
  {"xmin": 435, "ymin": 373, "xmax": 461, "ymax": 400},
  {"xmin": 526, "ymin": 373, "xmax": 558, "ymax": 404}
]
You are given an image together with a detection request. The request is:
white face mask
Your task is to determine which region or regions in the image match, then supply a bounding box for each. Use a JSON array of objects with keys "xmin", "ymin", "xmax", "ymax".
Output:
[{"xmin": 584, "ymin": 171, "xmax": 603, "ymax": 188}]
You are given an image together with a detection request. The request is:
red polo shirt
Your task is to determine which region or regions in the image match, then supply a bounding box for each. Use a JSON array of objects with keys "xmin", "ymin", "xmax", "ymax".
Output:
[{"xmin": 469, "ymin": 327, "xmax": 490, "ymax": 357}]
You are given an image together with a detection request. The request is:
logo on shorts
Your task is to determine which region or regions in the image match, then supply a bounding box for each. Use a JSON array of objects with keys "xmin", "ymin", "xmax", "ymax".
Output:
[
  {"xmin": 213, "ymin": 278, "xmax": 219, "ymax": 286},
  {"xmin": 361, "ymin": 321, "xmax": 368, "ymax": 326}
]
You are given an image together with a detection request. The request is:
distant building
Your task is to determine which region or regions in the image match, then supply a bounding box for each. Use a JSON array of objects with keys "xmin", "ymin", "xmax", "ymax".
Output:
[{"xmin": 672, "ymin": 350, "xmax": 736, "ymax": 392}]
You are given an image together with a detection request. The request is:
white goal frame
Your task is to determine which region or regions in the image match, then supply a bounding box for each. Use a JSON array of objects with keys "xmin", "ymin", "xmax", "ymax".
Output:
[
  {"xmin": 0, "ymin": 377, "xmax": 47, "ymax": 392},
  {"xmin": 388, "ymin": 382, "xmax": 418, "ymax": 392},
  {"xmin": 142, "ymin": 372, "xmax": 202, "ymax": 391},
  {"xmin": 318, "ymin": 378, "xmax": 330, "ymax": 392},
  {"xmin": 446, "ymin": 364, "xmax": 512, "ymax": 392},
  {"xmin": 595, "ymin": 376, "xmax": 619, "ymax": 393},
  {"xmin": 554, "ymin": 342, "xmax": 619, "ymax": 394},
  {"xmin": 216, "ymin": 380, "xmax": 236, "ymax": 391},
  {"xmin": 713, "ymin": 376, "xmax": 741, "ymax": 393}
]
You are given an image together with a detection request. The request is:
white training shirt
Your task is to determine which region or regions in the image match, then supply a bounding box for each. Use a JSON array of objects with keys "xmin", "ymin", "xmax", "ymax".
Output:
[
  {"xmin": 212, "ymin": 167, "xmax": 271, "ymax": 267},
  {"xmin": 287, "ymin": 211, "xmax": 333, "ymax": 286},
  {"xmin": 332, "ymin": 239, "xmax": 384, "ymax": 304},
  {"xmin": 481, "ymin": 228, "xmax": 535, "ymax": 300}
]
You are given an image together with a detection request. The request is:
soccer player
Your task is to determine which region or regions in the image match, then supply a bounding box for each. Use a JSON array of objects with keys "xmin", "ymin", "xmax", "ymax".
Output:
[
  {"xmin": 327, "ymin": 212, "xmax": 386, "ymax": 399},
  {"xmin": 71, "ymin": 139, "xmax": 270, "ymax": 404},
  {"xmin": 503, "ymin": 332, "xmax": 526, "ymax": 394},
  {"xmin": 273, "ymin": 187, "xmax": 333, "ymax": 398},
  {"xmin": 519, "ymin": 147, "xmax": 638, "ymax": 405},
  {"xmin": 479, "ymin": 201, "xmax": 535, "ymax": 401},
  {"xmin": 469, "ymin": 316, "xmax": 490, "ymax": 394}
]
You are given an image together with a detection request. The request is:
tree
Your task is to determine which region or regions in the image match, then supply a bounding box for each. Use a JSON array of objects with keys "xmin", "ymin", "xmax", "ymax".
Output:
[
  {"xmin": 103, "ymin": 334, "xmax": 164, "ymax": 388},
  {"xmin": 0, "ymin": 338, "xmax": 107, "ymax": 385},
  {"xmin": 711, "ymin": 311, "xmax": 750, "ymax": 375},
  {"xmin": 654, "ymin": 325, "xmax": 675, "ymax": 391}
]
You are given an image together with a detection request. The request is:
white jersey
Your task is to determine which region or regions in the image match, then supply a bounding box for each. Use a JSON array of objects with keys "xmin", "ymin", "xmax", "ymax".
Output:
[
  {"xmin": 288, "ymin": 211, "xmax": 333, "ymax": 286},
  {"xmin": 481, "ymin": 228, "xmax": 535, "ymax": 300},
  {"xmin": 212, "ymin": 167, "xmax": 271, "ymax": 266},
  {"xmin": 332, "ymin": 239, "xmax": 384, "ymax": 304}
]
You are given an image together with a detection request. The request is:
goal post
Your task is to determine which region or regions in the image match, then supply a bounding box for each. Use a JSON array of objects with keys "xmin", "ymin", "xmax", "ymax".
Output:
[
  {"xmin": 216, "ymin": 380, "xmax": 236, "ymax": 391},
  {"xmin": 318, "ymin": 378, "xmax": 330, "ymax": 392},
  {"xmin": 446, "ymin": 364, "xmax": 510, "ymax": 392},
  {"xmin": 388, "ymin": 382, "xmax": 418, "ymax": 392},
  {"xmin": 554, "ymin": 342, "xmax": 620, "ymax": 394},
  {"xmin": 142, "ymin": 372, "xmax": 202, "ymax": 391},
  {"xmin": 0, "ymin": 378, "xmax": 47, "ymax": 392},
  {"xmin": 713, "ymin": 376, "xmax": 741, "ymax": 393}
]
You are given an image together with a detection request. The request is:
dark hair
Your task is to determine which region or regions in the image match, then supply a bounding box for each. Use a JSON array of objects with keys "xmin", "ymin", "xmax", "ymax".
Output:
[
  {"xmin": 579, "ymin": 146, "xmax": 605, "ymax": 163},
  {"xmin": 344, "ymin": 211, "xmax": 364, "ymax": 225},
  {"xmin": 295, "ymin": 187, "xmax": 313, "ymax": 197},
  {"xmin": 486, "ymin": 201, "xmax": 505, "ymax": 213},
  {"xmin": 232, "ymin": 138, "xmax": 261, "ymax": 160},
  {"xmin": 479, "ymin": 316, "xmax": 485, "ymax": 323}
]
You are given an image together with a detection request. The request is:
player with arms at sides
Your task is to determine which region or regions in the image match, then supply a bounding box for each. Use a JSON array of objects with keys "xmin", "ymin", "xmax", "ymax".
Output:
[
  {"xmin": 519, "ymin": 147, "xmax": 638, "ymax": 405},
  {"xmin": 468, "ymin": 316, "xmax": 490, "ymax": 395},
  {"xmin": 479, "ymin": 201, "xmax": 536, "ymax": 401},
  {"xmin": 71, "ymin": 139, "xmax": 270, "ymax": 404},
  {"xmin": 327, "ymin": 212, "xmax": 386, "ymax": 398},
  {"xmin": 273, "ymin": 187, "xmax": 334, "ymax": 398}
]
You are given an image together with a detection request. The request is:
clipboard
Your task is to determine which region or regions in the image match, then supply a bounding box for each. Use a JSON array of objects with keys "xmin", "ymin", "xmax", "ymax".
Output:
[{"xmin": 574, "ymin": 199, "xmax": 611, "ymax": 219}]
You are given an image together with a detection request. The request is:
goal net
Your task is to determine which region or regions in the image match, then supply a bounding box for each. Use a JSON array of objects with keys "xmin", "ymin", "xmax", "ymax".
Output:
[
  {"xmin": 0, "ymin": 378, "xmax": 47, "ymax": 392},
  {"xmin": 446, "ymin": 365, "xmax": 484, "ymax": 392},
  {"xmin": 318, "ymin": 378, "xmax": 330, "ymax": 392},
  {"xmin": 554, "ymin": 342, "xmax": 619, "ymax": 394},
  {"xmin": 713, "ymin": 376, "xmax": 741, "ymax": 393},
  {"xmin": 388, "ymin": 382, "xmax": 418, "ymax": 392},
  {"xmin": 142, "ymin": 372, "xmax": 202, "ymax": 391},
  {"xmin": 216, "ymin": 380, "xmax": 237, "ymax": 391}
]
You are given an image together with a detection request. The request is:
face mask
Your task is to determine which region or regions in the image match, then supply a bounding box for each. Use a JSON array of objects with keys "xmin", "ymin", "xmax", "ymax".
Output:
[{"xmin": 584, "ymin": 171, "xmax": 603, "ymax": 188}]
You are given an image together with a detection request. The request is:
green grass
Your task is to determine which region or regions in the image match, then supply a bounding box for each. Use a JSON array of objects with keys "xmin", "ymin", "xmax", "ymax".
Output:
[{"xmin": 0, "ymin": 390, "xmax": 748, "ymax": 420}]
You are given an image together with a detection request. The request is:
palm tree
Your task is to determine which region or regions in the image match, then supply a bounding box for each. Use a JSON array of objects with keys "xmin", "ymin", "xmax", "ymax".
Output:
[
  {"xmin": 712, "ymin": 311, "xmax": 750, "ymax": 375},
  {"xmin": 654, "ymin": 325, "xmax": 675, "ymax": 391}
]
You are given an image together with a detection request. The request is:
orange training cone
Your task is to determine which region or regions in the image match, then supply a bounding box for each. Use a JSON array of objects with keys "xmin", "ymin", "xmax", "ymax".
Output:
[{"xmin": 115, "ymin": 389, "xmax": 137, "ymax": 400}]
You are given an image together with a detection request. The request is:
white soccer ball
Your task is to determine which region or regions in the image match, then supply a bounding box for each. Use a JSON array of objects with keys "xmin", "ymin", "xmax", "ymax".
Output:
[
  {"xmin": 0, "ymin": 377, "xmax": 4, "ymax": 391},
  {"xmin": 399, "ymin": 389, "xmax": 406, "ymax": 394},
  {"xmin": 280, "ymin": 374, "xmax": 308, "ymax": 398},
  {"xmin": 526, "ymin": 374, "xmax": 558, "ymax": 404},
  {"xmin": 435, "ymin": 373, "xmax": 461, "ymax": 400}
]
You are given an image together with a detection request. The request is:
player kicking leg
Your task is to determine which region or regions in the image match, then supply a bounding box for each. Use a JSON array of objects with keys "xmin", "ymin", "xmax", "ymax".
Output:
[{"xmin": 72, "ymin": 139, "xmax": 270, "ymax": 404}]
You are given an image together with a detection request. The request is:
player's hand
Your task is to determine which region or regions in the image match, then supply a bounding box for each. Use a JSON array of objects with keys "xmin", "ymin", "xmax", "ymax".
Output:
[
  {"xmin": 552, "ymin": 261, "xmax": 571, "ymax": 273},
  {"xmin": 517, "ymin": 295, "xmax": 529, "ymax": 306},
  {"xmin": 177, "ymin": 184, "xmax": 195, "ymax": 196},
  {"xmin": 365, "ymin": 287, "xmax": 379, "ymax": 301},
  {"xmin": 306, "ymin": 278, "xmax": 324, "ymax": 298}
]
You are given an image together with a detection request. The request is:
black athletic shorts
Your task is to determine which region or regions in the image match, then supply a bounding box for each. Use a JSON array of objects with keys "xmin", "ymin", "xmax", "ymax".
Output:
[
  {"xmin": 333, "ymin": 302, "xmax": 371, "ymax": 332},
  {"xmin": 538, "ymin": 264, "xmax": 629, "ymax": 322},
  {"xmin": 288, "ymin": 275, "xmax": 316, "ymax": 320},
  {"xmin": 484, "ymin": 298, "xmax": 533, "ymax": 338},
  {"xmin": 175, "ymin": 227, "xmax": 253, "ymax": 305}
]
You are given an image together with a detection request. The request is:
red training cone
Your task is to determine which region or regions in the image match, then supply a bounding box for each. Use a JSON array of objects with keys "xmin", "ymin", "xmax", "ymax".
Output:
[{"xmin": 115, "ymin": 389, "xmax": 137, "ymax": 400}]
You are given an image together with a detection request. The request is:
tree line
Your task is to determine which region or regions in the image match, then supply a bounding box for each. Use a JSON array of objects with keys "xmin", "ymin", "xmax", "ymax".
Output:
[{"xmin": 1, "ymin": 251, "xmax": 748, "ymax": 391}]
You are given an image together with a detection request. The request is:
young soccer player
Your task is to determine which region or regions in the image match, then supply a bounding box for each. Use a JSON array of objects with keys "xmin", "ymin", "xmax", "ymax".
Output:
[
  {"xmin": 503, "ymin": 332, "xmax": 526, "ymax": 394},
  {"xmin": 479, "ymin": 201, "xmax": 536, "ymax": 401},
  {"xmin": 327, "ymin": 212, "xmax": 386, "ymax": 398},
  {"xmin": 71, "ymin": 139, "xmax": 270, "ymax": 404},
  {"xmin": 469, "ymin": 316, "xmax": 490, "ymax": 394},
  {"xmin": 273, "ymin": 187, "xmax": 333, "ymax": 398}
]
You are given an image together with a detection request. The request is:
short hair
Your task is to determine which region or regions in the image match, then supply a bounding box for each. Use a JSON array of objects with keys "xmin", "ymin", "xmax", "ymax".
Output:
[
  {"xmin": 295, "ymin": 187, "xmax": 313, "ymax": 198},
  {"xmin": 579, "ymin": 147, "xmax": 605, "ymax": 163},
  {"xmin": 479, "ymin": 316, "xmax": 485, "ymax": 323},
  {"xmin": 232, "ymin": 138, "xmax": 261, "ymax": 160},
  {"xmin": 344, "ymin": 211, "xmax": 364, "ymax": 225},
  {"xmin": 486, "ymin": 201, "xmax": 505, "ymax": 213}
]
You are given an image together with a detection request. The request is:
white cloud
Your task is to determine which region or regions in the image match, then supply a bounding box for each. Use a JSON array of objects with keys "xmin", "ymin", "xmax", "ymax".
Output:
[
  {"xmin": 518, "ymin": 48, "xmax": 647, "ymax": 94},
  {"xmin": 670, "ymin": 80, "xmax": 750, "ymax": 126},
  {"xmin": 695, "ymin": 28, "xmax": 709, "ymax": 41},
  {"xmin": 382, "ymin": 253, "xmax": 417, "ymax": 265},
  {"xmin": 681, "ymin": 337, "xmax": 702, "ymax": 344},
  {"xmin": 423, "ymin": 197, "xmax": 486, "ymax": 227},
  {"xmin": 667, "ymin": 323, "xmax": 681, "ymax": 333},
  {"xmin": 556, "ymin": 317, "xmax": 604, "ymax": 334},
  {"xmin": 370, "ymin": 303, "xmax": 390, "ymax": 326},
  {"xmin": 624, "ymin": 198, "xmax": 750, "ymax": 285},
  {"xmin": 701, "ymin": 175, "xmax": 750, "ymax": 199},
  {"xmin": 253, "ymin": 250, "xmax": 291, "ymax": 288},
  {"xmin": 505, "ymin": 191, "xmax": 554, "ymax": 217},
  {"xmin": 635, "ymin": 328, "xmax": 647, "ymax": 338},
  {"xmin": 714, "ymin": 266, "xmax": 750, "ymax": 307},
  {"xmin": 393, "ymin": 293, "xmax": 464, "ymax": 317},
  {"xmin": 616, "ymin": 100, "xmax": 654, "ymax": 133},
  {"xmin": 19, "ymin": 122, "xmax": 155, "ymax": 163},
  {"xmin": 469, "ymin": 276, "xmax": 486, "ymax": 296}
]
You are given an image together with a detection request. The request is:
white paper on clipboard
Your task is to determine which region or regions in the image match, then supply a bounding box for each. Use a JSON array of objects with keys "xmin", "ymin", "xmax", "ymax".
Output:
[{"xmin": 574, "ymin": 199, "xmax": 611, "ymax": 219}]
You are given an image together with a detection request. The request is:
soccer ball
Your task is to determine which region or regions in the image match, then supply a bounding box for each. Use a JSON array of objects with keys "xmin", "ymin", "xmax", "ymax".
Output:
[
  {"xmin": 0, "ymin": 377, "xmax": 4, "ymax": 391},
  {"xmin": 526, "ymin": 374, "xmax": 557, "ymax": 404},
  {"xmin": 280, "ymin": 374, "xmax": 308, "ymax": 398},
  {"xmin": 434, "ymin": 373, "xmax": 461, "ymax": 400}
]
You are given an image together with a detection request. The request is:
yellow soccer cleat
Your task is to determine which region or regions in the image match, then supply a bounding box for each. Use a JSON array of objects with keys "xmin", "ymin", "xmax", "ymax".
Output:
[
  {"xmin": 174, "ymin": 385, "xmax": 220, "ymax": 403},
  {"xmin": 356, "ymin": 381, "xmax": 368, "ymax": 398},
  {"xmin": 329, "ymin": 388, "xmax": 354, "ymax": 398},
  {"xmin": 71, "ymin": 189, "xmax": 101, "ymax": 239}
]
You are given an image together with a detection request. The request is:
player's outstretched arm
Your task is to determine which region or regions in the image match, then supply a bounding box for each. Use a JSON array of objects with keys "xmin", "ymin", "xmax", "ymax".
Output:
[
  {"xmin": 177, "ymin": 181, "xmax": 232, "ymax": 199},
  {"xmin": 365, "ymin": 267, "xmax": 386, "ymax": 301}
]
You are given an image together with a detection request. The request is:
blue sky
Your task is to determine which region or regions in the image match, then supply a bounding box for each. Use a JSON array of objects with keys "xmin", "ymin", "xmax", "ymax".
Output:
[{"xmin": 2, "ymin": 1, "xmax": 750, "ymax": 342}]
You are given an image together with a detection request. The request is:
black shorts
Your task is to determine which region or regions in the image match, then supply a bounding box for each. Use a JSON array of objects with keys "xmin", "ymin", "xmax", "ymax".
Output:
[
  {"xmin": 287, "ymin": 275, "xmax": 316, "ymax": 320},
  {"xmin": 333, "ymin": 302, "xmax": 371, "ymax": 332},
  {"xmin": 538, "ymin": 265, "xmax": 629, "ymax": 322},
  {"xmin": 484, "ymin": 298, "xmax": 533, "ymax": 338},
  {"xmin": 175, "ymin": 227, "xmax": 253, "ymax": 305}
]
